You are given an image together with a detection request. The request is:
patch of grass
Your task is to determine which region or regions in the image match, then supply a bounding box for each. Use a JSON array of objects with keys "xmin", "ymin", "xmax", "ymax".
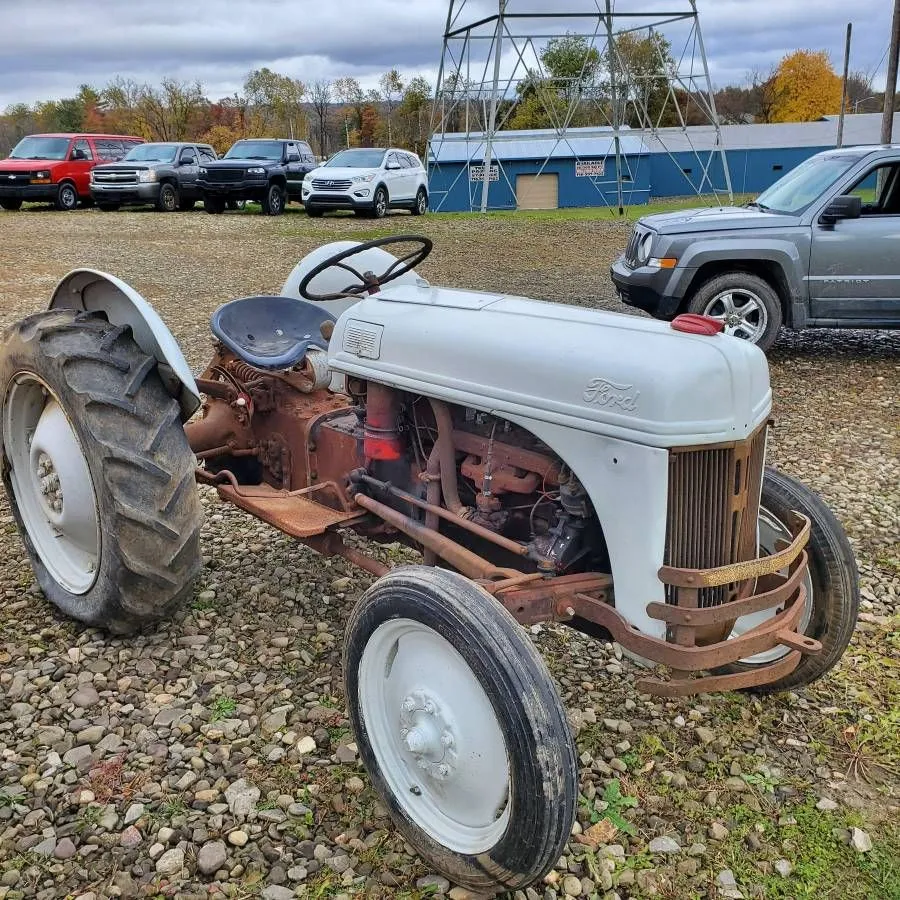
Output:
[
  {"xmin": 426, "ymin": 193, "xmax": 755, "ymax": 223},
  {"xmin": 704, "ymin": 798, "xmax": 900, "ymax": 899},
  {"xmin": 157, "ymin": 795, "xmax": 187, "ymax": 818},
  {"xmin": 209, "ymin": 696, "xmax": 237, "ymax": 722},
  {"xmin": 76, "ymin": 804, "xmax": 103, "ymax": 832}
]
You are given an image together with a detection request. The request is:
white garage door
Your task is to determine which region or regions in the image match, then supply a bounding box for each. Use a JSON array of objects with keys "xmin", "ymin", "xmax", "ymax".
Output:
[{"xmin": 516, "ymin": 173, "xmax": 559, "ymax": 210}]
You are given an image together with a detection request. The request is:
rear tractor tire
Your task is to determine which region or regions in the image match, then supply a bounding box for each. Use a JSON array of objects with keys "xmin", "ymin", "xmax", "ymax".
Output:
[
  {"xmin": 718, "ymin": 468, "xmax": 859, "ymax": 692},
  {"xmin": 344, "ymin": 566, "xmax": 578, "ymax": 893},
  {"xmin": 0, "ymin": 309, "xmax": 203, "ymax": 633}
]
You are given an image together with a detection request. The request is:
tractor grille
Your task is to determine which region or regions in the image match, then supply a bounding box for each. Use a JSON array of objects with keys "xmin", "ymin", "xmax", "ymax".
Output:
[
  {"xmin": 664, "ymin": 426, "xmax": 767, "ymax": 607},
  {"xmin": 0, "ymin": 171, "xmax": 32, "ymax": 185},
  {"xmin": 203, "ymin": 168, "xmax": 246, "ymax": 183},
  {"xmin": 312, "ymin": 178, "xmax": 352, "ymax": 190}
]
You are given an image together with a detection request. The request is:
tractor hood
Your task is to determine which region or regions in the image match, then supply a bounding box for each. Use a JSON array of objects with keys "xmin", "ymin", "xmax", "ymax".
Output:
[
  {"xmin": 640, "ymin": 205, "xmax": 803, "ymax": 235},
  {"xmin": 328, "ymin": 284, "xmax": 771, "ymax": 448}
]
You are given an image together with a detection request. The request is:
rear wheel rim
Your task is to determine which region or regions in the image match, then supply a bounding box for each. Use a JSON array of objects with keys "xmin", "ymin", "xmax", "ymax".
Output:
[
  {"xmin": 3, "ymin": 374, "xmax": 100, "ymax": 594},
  {"xmin": 375, "ymin": 191, "xmax": 386, "ymax": 216},
  {"xmin": 417, "ymin": 191, "xmax": 426, "ymax": 213},
  {"xmin": 730, "ymin": 507, "xmax": 814, "ymax": 665},
  {"xmin": 702, "ymin": 289, "xmax": 768, "ymax": 342},
  {"xmin": 358, "ymin": 617, "xmax": 511, "ymax": 854}
]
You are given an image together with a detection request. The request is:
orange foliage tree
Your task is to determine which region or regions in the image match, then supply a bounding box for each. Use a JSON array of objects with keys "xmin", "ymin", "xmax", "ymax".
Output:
[{"xmin": 770, "ymin": 50, "xmax": 842, "ymax": 123}]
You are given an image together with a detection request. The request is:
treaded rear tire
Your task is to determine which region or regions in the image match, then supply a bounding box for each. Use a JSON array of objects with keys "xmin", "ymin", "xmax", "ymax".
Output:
[
  {"xmin": 344, "ymin": 565, "xmax": 577, "ymax": 893},
  {"xmin": 0, "ymin": 309, "xmax": 202, "ymax": 633},
  {"xmin": 718, "ymin": 468, "xmax": 859, "ymax": 692}
]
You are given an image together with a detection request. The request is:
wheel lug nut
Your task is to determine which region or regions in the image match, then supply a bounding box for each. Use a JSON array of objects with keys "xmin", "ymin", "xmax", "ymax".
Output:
[
  {"xmin": 437, "ymin": 764, "xmax": 449, "ymax": 777},
  {"xmin": 441, "ymin": 732, "xmax": 453, "ymax": 748}
]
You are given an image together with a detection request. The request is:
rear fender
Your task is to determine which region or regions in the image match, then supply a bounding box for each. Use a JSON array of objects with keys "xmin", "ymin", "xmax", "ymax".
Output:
[
  {"xmin": 281, "ymin": 241, "xmax": 430, "ymax": 318},
  {"xmin": 49, "ymin": 269, "xmax": 200, "ymax": 420}
]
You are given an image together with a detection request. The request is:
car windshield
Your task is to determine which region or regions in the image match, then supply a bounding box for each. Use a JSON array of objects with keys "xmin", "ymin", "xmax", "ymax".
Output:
[
  {"xmin": 225, "ymin": 141, "xmax": 283, "ymax": 160},
  {"xmin": 324, "ymin": 149, "xmax": 386, "ymax": 168},
  {"xmin": 124, "ymin": 144, "xmax": 177, "ymax": 163},
  {"xmin": 9, "ymin": 136, "xmax": 71, "ymax": 160},
  {"xmin": 755, "ymin": 154, "xmax": 862, "ymax": 214}
]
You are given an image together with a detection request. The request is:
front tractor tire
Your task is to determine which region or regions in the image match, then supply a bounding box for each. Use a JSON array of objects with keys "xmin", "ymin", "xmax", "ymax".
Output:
[
  {"xmin": 0, "ymin": 309, "xmax": 203, "ymax": 634},
  {"xmin": 720, "ymin": 468, "xmax": 859, "ymax": 692},
  {"xmin": 345, "ymin": 566, "xmax": 577, "ymax": 893},
  {"xmin": 686, "ymin": 271, "xmax": 782, "ymax": 352}
]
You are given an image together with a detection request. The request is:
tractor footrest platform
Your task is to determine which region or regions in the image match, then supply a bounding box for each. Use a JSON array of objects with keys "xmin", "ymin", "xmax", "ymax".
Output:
[{"xmin": 216, "ymin": 482, "xmax": 365, "ymax": 538}]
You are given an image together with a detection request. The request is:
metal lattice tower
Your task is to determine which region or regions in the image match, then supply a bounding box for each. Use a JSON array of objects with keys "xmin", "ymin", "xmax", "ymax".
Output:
[{"xmin": 428, "ymin": 0, "xmax": 732, "ymax": 212}]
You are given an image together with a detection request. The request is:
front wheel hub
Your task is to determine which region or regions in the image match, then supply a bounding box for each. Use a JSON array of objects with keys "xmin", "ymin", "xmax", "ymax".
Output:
[{"xmin": 399, "ymin": 690, "xmax": 457, "ymax": 780}]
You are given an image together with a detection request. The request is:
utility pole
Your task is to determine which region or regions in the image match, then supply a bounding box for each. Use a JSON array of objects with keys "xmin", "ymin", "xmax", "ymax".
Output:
[
  {"xmin": 882, "ymin": 0, "xmax": 900, "ymax": 145},
  {"xmin": 836, "ymin": 22, "xmax": 852, "ymax": 147}
]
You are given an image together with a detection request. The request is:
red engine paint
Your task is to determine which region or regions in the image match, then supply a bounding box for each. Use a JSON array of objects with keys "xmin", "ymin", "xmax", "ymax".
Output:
[
  {"xmin": 363, "ymin": 383, "xmax": 404, "ymax": 461},
  {"xmin": 671, "ymin": 314, "xmax": 725, "ymax": 336}
]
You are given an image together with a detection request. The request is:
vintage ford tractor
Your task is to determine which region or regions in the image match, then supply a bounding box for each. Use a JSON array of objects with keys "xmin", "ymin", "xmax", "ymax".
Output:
[{"xmin": 0, "ymin": 236, "xmax": 858, "ymax": 892}]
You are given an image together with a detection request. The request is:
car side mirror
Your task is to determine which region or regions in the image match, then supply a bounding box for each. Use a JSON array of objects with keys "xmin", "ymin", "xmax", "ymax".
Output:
[
  {"xmin": 287, "ymin": 153, "xmax": 301, "ymax": 163},
  {"xmin": 181, "ymin": 156, "xmax": 197, "ymax": 166},
  {"xmin": 820, "ymin": 194, "xmax": 861, "ymax": 224},
  {"xmin": 71, "ymin": 148, "xmax": 87, "ymax": 161}
]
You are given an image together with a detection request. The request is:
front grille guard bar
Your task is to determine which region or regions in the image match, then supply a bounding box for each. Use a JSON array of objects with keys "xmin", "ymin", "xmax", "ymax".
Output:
[{"xmin": 559, "ymin": 511, "xmax": 818, "ymax": 696}]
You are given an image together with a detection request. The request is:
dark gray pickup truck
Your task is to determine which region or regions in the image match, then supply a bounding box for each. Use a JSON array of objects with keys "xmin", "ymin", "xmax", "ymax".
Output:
[
  {"xmin": 611, "ymin": 145, "xmax": 900, "ymax": 351},
  {"xmin": 90, "ymin": 142, "xmax": 217, "ymax": 212}
]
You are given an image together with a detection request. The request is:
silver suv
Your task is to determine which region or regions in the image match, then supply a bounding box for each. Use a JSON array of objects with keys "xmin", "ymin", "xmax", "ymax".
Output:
[
  {"xmin": 302, "ymin": 148, "xmax": 428, "ymax": 218},
  {"xmin": 611, "ymin": 145, "xmax": 900, "ymax": 350}
]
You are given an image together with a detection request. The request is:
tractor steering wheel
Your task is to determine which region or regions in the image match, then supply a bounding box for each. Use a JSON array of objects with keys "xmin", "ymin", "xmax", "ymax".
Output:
[{"xmin": 298, "ymin": 234, "xmax": 432, "ymax": 302}]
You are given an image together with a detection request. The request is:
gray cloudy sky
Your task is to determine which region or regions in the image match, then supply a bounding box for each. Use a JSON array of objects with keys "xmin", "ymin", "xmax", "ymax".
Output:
[{"xmin": 1, "ymin": 0, "xmax": 893, "ymax": 109}]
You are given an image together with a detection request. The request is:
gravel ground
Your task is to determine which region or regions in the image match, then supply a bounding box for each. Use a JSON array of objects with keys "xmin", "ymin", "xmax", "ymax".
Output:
[{"xmin": 0, "ymin": 206, "xmax": 898, "ymax": 900}]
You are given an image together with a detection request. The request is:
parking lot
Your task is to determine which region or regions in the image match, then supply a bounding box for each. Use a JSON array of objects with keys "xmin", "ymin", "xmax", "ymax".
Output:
[{"xmin": 0, "ymin": 207, "xmax": 898, "ymax": 899}]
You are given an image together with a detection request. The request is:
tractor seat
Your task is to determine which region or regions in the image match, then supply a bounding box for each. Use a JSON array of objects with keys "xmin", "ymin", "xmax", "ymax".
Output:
[{"xmin": 210, "ymin": 295, "xmax": 336, "ymax": 370}]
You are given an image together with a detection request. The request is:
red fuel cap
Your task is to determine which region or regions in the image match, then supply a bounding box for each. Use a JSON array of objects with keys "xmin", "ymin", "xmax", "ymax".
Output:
[{"xmin": 671, "ymin": 313, "xmax": 724, "ymax": 335}]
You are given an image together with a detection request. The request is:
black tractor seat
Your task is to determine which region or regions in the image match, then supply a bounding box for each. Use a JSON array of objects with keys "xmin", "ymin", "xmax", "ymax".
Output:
[{"xmin": 210, "ymin": 295, "xmax": 336, "ymax": 370}]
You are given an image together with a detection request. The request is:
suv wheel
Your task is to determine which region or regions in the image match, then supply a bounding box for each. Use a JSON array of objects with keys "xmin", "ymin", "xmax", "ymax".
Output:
[
  {"xmin": 687, "ymin": 272, "xmax": 782, "ymax": 352},
  {"xmin": 412, "ymin": 187, "xmax": 428, "ymax": 216},
  {"xmin": 262, "ymin": 184, "xmax": 286, "ymax": 216},
  {"xmin": 204, "ymin": 197, "xmax": 226, "ymax": 215},
  {"xmin": 372, "ymin": 186, "xmax": 388, "ymax": 219},
  {"xmin": 54, "ymin": 183, "xmax": 79, "ymax": 212},
  {"xmin": 156, "ymin": 183, "xmax": 179, "ymax": 212}
]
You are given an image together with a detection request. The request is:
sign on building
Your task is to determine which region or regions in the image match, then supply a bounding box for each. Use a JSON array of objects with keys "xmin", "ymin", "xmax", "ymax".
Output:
[
  {"xmin": 469, "ymin": 164, "xmax": 499, "ymax": 182},
  {"xmin": 575, "ymin": 160, "xmax": 606, "ymax": 177}
]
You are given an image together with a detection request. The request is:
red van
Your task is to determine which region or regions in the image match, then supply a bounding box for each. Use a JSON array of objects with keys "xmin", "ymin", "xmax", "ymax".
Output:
[{"xmin": 0, "ymin": 133, "xmax": 144, "ymax": 211}]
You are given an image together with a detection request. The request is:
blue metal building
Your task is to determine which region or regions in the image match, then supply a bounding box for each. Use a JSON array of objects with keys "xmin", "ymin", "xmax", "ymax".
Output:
[
  {"xmin": 428, "ymin": 129, "xmax": 650, "ymax": 212},
  {"xmin": 428, "ymin": 113, "xmax": 900, "ymax": 211}
]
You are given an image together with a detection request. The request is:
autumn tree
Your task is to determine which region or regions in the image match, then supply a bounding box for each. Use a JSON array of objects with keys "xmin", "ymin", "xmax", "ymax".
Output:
[
  {"xmin": 334, "ymin": 76, "xmax": 364, "ymax": 147},
  {"xmin": 379, "ymin": 69, "xmax": 403, "ymax": 143},
  {"xmin": 244, "ymin": 68, "xmax": 307, "ymax": 138},
  {"xmin": 358, "ymin": 104, "xmax": 381, "ymax": 147},
  {"xmin": 540, "ymin": 33, "xmax": 601, "ymax": 106},
  {"xmin": 397, "ymin": 76, "xmax": 432, "ymax": 154},
  {"xmin": 770, "ymin": 50, "xmax": 842, "ymax": 123},
  {"xmin": 310, "ymin": 80, "xmax": 332, "ymax": 157},
  {"xmin": 608, "ymin": 31, "xmax": 679, "ymax": 128}
]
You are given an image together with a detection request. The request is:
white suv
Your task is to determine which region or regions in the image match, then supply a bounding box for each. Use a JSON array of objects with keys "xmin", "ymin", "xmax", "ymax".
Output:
[{"xmin": 302, "ymin": 148, "xmax": 428, "ymax": 218}]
